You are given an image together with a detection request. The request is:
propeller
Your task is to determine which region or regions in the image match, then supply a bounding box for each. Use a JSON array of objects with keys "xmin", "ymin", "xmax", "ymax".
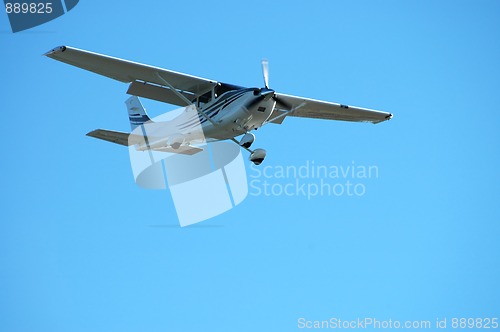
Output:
[
  {"xmin": 261, "ymin": 59, "xmax": 269, "ymax": 89},
  {"xmin": 260, "ymin": 58, "xmax": 292, "ymax": 109}
]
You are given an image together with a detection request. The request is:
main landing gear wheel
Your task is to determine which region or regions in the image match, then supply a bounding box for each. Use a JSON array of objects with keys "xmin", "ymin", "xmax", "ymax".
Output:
[{"xmin": 249, "ymin": 148, "xmax": 266, "ymax": 165}]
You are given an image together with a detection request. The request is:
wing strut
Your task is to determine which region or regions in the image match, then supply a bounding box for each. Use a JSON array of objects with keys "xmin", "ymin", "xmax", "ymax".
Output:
[
  {"xmin": 264, "ymin": 102, "xmax": 306, "ymax": 125},
  {"xmin": 154, "ymin": 71, "xmax": 254, "ymax": 154},
  {"xmin": 154, "ymin": 72, "xmax": 193, "ymax": 106}
]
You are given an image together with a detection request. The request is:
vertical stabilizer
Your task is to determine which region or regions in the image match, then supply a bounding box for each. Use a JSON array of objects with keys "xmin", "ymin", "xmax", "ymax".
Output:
[{"xmin": 126, "ymin": 96, "xmax": 151, "ymax": 130}]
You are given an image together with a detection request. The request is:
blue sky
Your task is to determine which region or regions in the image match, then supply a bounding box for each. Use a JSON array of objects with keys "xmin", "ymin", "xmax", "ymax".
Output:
[{"xmin": 1, "ymin": 1, "xmax": 499, "ymax": 331}]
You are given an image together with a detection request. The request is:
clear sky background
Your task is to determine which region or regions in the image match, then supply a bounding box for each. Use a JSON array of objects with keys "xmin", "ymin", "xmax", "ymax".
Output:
[{"xmin": 1, "ymin": 1, "xmax": 499, "ymax": 331}]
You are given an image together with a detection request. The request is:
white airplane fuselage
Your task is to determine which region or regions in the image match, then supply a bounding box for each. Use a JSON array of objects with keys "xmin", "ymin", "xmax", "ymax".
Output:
[
  {"xmin": 198, "ymin": 88, "xmax": 276, "ymax": 140},
  {"xmin": 133, "ymin": 88, "xmax": 276, "ymax": 153}
]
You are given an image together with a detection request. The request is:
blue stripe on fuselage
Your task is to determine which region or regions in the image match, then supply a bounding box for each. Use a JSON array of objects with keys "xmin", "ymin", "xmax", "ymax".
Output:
[{"xmin": 177, "ymin": 89, "xmax": 250, "ymax": 129}]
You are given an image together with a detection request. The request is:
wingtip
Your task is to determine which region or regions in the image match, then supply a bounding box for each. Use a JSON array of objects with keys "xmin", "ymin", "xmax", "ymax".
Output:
[
  {"xmin": 43, "ymin": 45, "xmax": 67, "ymax": 57},
  {"xmin": 372, "ymin": 112, "xmax": 393, "ymax": 124},
  {"xmin": 86, "ymin": 129, "xmax": 99, "ymax": 137}
]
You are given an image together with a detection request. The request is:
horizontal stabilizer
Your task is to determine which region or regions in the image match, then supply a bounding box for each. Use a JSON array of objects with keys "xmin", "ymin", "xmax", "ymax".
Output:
[
  {"xmin": 87, "ymin": 129, "xmax": 131, "ymax": 146},
  {"xmin": 87, "ymin": 129, "xmax": 204, "ymax": 155},
  {"xmin": 154, "ymin": 145, "xmax": 203, "ymax": 155}
]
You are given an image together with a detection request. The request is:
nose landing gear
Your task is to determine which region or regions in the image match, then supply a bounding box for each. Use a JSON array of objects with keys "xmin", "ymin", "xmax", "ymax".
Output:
[
  {"xmin": 231, "ymin": 134, "xmax": 267, "ymax": 165},
  {"xmin": 249, "ymin": 148, "xmax": 266, "ymax": 165}
]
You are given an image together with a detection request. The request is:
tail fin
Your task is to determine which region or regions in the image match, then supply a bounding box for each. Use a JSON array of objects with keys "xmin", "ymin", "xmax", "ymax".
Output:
[{"xmin": 126, "ymin": 96, "xmax": 151, "ymax": 130}]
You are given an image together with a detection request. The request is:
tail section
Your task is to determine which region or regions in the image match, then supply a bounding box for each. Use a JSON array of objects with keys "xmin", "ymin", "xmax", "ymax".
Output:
[{"xmin": 126, "ymin": 96, "xmax": 151, "ymax": 130}]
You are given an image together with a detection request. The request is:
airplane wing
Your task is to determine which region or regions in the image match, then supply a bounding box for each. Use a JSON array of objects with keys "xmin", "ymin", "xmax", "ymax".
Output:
[
  {"xmin": 272, "ymin": 93, "xmax": 393, "ymax": 124},
  {"xmin": 44, "ymin": 46, "xmax": 219, "ymax": 106}
]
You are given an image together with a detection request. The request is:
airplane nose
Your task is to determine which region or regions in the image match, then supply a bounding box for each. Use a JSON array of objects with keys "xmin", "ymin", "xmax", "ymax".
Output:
[
  {"xmin": 253, "ymin": 88, "xmax": 274, "ymax": 97},
  {"xmin": 247, "ymin": 88, "xmax": 276, "ymax": 108},
  {"xmin": 260, "ymin": 89, "xmax": 274, "ymax": 96},
  {"xmin": 260, "ymin": 88, "xmax": 275, "ymax": 100}
]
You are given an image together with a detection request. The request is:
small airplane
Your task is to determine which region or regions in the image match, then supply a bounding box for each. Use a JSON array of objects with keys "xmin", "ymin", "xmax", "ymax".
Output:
[{"xmin": 45, "ymin": 46, "xmax": 392, "ymax": 165}]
